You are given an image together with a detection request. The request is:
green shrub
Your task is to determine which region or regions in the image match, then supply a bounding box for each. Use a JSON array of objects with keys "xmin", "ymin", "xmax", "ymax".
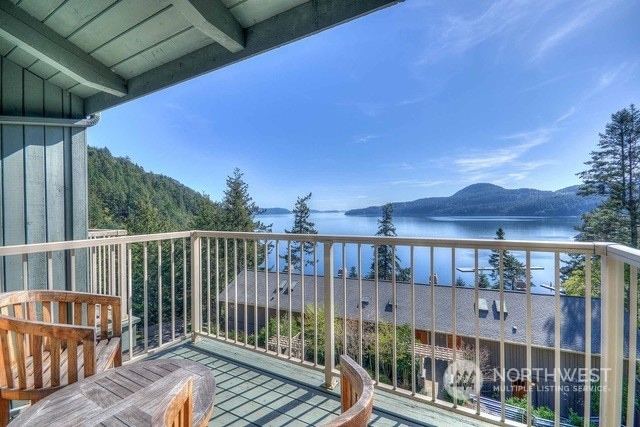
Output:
[
  {"xmin": 532, "ymin": 406, "xmax": 554, "ymax": 420},
  {"xmin": 506, "ymin": 396, "xmax": 527, "ymax": 409}
]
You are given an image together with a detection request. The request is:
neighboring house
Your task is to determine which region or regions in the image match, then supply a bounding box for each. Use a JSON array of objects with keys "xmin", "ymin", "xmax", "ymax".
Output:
[{"xmin": 220, "ymin": 270, "xmax": 640, "ymax": 416}]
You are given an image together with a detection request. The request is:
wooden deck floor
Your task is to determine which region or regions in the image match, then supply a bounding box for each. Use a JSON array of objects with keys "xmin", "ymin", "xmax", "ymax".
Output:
[{"xmin": 152, "ymin": 339, "xmax": 496, "ymax": 427}]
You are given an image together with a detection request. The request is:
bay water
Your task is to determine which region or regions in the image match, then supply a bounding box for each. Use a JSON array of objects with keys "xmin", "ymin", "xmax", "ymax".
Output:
[{"xmin": 257, "ymin": 213, "xmax": 581, "ymax": 294}]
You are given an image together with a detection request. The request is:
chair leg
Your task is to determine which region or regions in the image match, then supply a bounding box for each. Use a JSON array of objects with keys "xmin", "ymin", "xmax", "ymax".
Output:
[{"xmin": 0, "ymin": 398, "xmax": 10, "ymax": 427}]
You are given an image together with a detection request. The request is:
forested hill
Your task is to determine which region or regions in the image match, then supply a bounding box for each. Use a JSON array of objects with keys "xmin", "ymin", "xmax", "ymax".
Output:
[
  {"xmin": 88, "ymin": 146, "xmax": 207, "ymax": 230},
  {"xmin": 345, "ymin": 183, "xmax": 602, "ymax": 217}
]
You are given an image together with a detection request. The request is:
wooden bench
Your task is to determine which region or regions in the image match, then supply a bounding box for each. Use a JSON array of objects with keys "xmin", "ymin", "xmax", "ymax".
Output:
[
  {"xmin": 324, "ymin": 355, "xmax": 374, "ymax": 427},
  {"xmin": 0, "ymin": 290, "xmax": 122, "ymax": 426},
  {"xmin": 154, "ymin": 378, "xmax": 194, "ymax": 427}
]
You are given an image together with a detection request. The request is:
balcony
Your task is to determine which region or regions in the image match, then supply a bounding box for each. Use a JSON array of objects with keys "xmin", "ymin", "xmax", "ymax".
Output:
[{"xmin": 1, "ymin": 230, "xmax": 638, "ymax": 426}]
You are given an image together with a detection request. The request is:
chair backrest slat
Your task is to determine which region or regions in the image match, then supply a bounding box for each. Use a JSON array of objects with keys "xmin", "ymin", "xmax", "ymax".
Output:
[
  {"xmin": 74, "ymin": 302, "xmax": 83, "ymax": 326},
  {"xmin": 67, "ymin": 340, "xmax": 78, "ymax": 384},
  {"xmin": 0, "ymin": 330, "xmax": 12, "ymax": 388},
  {"xmin": 50, "ymin": 338, "xmax": 61, "ymax": 387},
  {"xmin": 32, "ymin": 335, "xmax": 43, "ymax": 389},
  {"xmin": 58, "ymin": 301, "xmax": 67, "ymax": 325},
  {"xmin": 100, "ymin": 304, "xmax": 108, "ymax": 339}
]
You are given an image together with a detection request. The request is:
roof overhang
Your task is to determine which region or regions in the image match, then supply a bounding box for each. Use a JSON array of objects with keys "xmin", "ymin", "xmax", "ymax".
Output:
[{"xmin": 0, "ymin": 0, "xmax": 403, "ymax": 115}]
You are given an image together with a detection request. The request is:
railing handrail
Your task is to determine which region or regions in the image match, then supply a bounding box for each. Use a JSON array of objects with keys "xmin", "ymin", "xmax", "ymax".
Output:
[
  {"xmin": 0, "ymin": 231, "xmax": 191, "ymax": 256},
  {"xmin": 193, "ymin": 230, "xmax": 599, "ymax": 253}
]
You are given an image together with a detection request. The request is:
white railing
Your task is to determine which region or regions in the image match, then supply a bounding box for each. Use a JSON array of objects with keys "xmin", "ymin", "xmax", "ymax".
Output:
[{"xmin": 1, "ymin": 231, "xmax": 638, "ymax": 426}]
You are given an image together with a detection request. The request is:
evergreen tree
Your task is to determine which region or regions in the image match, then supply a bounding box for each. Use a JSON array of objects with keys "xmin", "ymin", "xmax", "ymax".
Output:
[
  {"xmin": 578, "ymin": 104, "xmax": 640, "ymax": 248},
  {"xmin": 190, "ymin": 194, "xmax": 223, "ymax": 231},
  {"xmin": 348, "ymin": 266, "xmax": 358, "ymax": 278},
  {"xmin": 477, "ymin": 273, "xmax": 491, "ymax": 289},
  {"xmin": 488, "ymin": 228, "xmax": 526, "ymax": 290},
  {"xmin": 219, "ymin": 168, "xmax": 271, "ymax": 275},
  {"xmin": 283, "ymin": 193, "xmax": 318, "ymax": 272},
  {"xmin": 368, "ymin": 203, "xmax": 411, "ymax": 280}
]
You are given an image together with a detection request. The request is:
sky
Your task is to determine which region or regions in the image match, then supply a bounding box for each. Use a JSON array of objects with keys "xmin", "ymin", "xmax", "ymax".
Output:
[{"xmin": 89, "ymin": 0, "xmax": 640, "ymax": 211}]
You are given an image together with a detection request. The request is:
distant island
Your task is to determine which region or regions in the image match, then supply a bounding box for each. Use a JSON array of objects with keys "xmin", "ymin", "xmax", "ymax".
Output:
[{"xmin": 345, "ymin": 183, "xmax": 602, "ymax": 217}]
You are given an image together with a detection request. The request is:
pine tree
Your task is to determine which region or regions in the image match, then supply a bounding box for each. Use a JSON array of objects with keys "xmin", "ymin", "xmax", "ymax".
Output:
[
  {"xmin": 219, "ymin": 168, "xmax": 271, "ymax": 276},
  {"xmin": 487, "ymin": 228, "xmax": 526, "ymax": 290},
  {"xmin": 578, "ymin": 104, "xmax": 640, "ymax": 247},
  {"xmin": 368, "ymin": 203, "xmax": 411, "ymax": 281},
  {"xmin": 283, "ymin": 193, "xmax": 317, "ymax": 273}
]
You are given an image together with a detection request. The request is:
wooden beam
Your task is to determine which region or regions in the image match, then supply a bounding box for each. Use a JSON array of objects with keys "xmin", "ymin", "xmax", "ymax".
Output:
[
  {"xmin": 86, "ymin": 0, "xmax": 402, "ymax": 113},
  {"xmin": 171, "ymin": 0, "xmax": 244, "ymax": 53},
  {"xmin": 0, "ymin": 1, "xmax": 127, "ymax": 97}
]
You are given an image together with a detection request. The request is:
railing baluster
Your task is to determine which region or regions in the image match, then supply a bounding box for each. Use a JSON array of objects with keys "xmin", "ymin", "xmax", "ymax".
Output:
[
  {"xmin": 288, "ymin": 240, "xmax": 292, "ymax": 359},
  {"xmin": 474, "ymin": 248, "xmax": 480, "ymax": 414},
  {"xmin": 374, "ymin": 246, "xmax": 379, "ymax": 385},
  {"xmin": 191, "ymin": 234, "xmax": 202, "ymax": 338},
  {"xmin": 143, "ymin": 242, "xmax": 148, "ymax": 352},
  {"xmin": 171, "ymin": 239, "xmax": 175, "ymax": 342},
  {"xmin": 215, "ymin": 238, "xmax": 220, "ymax": 338},
  {"xmin": 314, "ymin": 244, "xmax": 318, "ymax": 366},
  {"xmin": 253, "ymin": 240, "xmax": 258, "ymax": 351},
  {"xmin": 323, "ymin": 241, "xmax": 335, "ymax": 389},
  {"xmin": 207, "ymin": 238, "xmax": 211, "ymax": 336},
  {"xmin": 158, "ymin": 241, "xmax": 163, "ymax": 347},
  {"xmin": 358, "ymin": 243, "xmax": 363, "ymax": 367},
  {"xmin": 627, "ymin": 265, "xmax": 638, "ymax": 427},
  {"xmin": 430, "ymin": 246, "xmax": 436, "ymax": 401},
  {"xmin": 392, "ymin": 245, "xmax": 397, "ymax": 392},
  {"xmin": 526, "ymin": 251, "xmax": 532, "ymax": 426},
  {"xmin": 554, "ymin": 252, "xmax": 561, "ymax": 425},
  {"xmin": 584, "ymin": 253, "xmax": 592, "ymax": 426},
  {"xmin": 127, "ymin": 244, "xmax": 133, "ymax": 361},
  {"xmin": 342, "ymin": 242, "xmax": 347, "ymax": 359},
  {"xmin": 243, "ymin": 239, "xmax": 248, "ymax": 346},
  {"xmin": 410, "ymin": 245, "xmax": 415, "ymax": 396},
  {"xmin": 233, "ymin": 239, "xmax": 238, "ymax": 342},
  {"xmin": 47, "ymin": 251, "xmax": 53, "ymax": 290},
  {"xmin": 300, "ymin": 241, "xmax": 305, "ymax": 362},
  {"xmin": 451, "ymin": 247, "xmax": 457, "ymax": 409},
  {"xmin": 264, "ymin": 238, "xmax": 269, "ymax": 353},
  {"xmin": 499, "ymin": 249, "xmax": 505, "ymax": 422}
]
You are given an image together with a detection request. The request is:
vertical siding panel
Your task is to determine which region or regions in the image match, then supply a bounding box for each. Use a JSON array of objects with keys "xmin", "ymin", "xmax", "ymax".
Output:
[
  {"xmin": 0, "ymin": 57, "xmax": 4, "ymax": 292},
  {"xmin": 71, "ymin": 95, "xmax": 88, "ymax": 292},
  {"xmin": 1, "ymin": 59, "xmax": 25, "ymax": 291},
  {"xmin": 44, "ymin": 81, "xmax": 66, "ymax": 289},
  {"xmin": 24, "ymin": 71, "xmax": 47, "ymax": 289}
]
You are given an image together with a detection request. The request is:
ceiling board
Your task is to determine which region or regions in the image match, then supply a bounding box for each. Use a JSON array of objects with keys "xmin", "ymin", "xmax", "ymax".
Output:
[
  {"xmin": 47, "ymin": 72, "xmax": 80, "ymax": 91},
  {"xmin": 113, "ymin": 28, "xmax": 212, "ymax": 79},
  {"xmin": 44, "ymin": 0, "xmax": 117, "ymax": 38},
  {"xmin": 16, "ymin": 0, "xmax": 66, "ymax": 22},
  {"xmin": 28, "ymin": 59, "xmax": 60, "ymax": 80},
  {"xmin": 5, "ymin": 46, "xmax": 37, "ymax": 69},
  {"xmin": 91, "ymin": 7, "xmax": 190, "ymax": 67},
  {"xmin": 68, "ymin": 0, "xmax": 171, "ymax": 53}
]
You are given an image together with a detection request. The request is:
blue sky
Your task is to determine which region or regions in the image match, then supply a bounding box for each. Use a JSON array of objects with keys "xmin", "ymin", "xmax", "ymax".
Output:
[{"xmin": 90, "ymin": 0, "xmax": 639, "ymax": 211}]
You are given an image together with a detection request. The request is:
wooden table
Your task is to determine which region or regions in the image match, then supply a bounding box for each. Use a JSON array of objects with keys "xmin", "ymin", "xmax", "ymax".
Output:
[{"xmin": 9, "ymin": 359, "xmax": 215, "ymax": 427}]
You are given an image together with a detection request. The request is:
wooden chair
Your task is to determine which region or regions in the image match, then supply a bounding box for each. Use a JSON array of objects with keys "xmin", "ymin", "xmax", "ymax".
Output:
[
  {"xmin": 152, "ymin": 378, "xmax": 194, "ymax": 427},
  {"xmin": 324, "ymin": 355, "xmax": 374, "ymax": 427},
  {"xmin": 0, "ymin": 290, "xmax": 122, "ymax": 426}
]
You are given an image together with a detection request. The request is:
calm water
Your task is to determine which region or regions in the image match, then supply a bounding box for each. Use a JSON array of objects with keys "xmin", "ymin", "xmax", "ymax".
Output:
[{"xmin": 256, "ymin": 213, "xmax": 582, "ymax": 293}]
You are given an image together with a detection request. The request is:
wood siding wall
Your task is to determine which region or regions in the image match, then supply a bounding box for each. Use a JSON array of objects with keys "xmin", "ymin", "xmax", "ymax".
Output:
[{"xmin": 0, "ymin": 57, "xmax": 89, "ymax": 292}]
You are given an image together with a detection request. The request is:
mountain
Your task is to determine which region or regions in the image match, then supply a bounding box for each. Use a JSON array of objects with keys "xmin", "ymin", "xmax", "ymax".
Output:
[
  {"xmin": 88, "ymin": 146, "xmax": 208, "ymax": 230},
  {"xmin": 345, "ymin": 183, "xmax": 602, "ymax": 217}
]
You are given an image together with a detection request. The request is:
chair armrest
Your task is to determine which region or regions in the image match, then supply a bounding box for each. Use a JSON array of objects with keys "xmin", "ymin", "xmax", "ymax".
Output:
[{"xmin": 0, "ymin": 315, "xmax": 94, "ymax": 341}]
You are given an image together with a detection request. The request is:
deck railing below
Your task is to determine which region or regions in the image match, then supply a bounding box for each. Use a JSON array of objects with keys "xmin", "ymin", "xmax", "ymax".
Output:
[{"xmin": 0, "ymin": 231, "xmax": 637, "ymax": 426}]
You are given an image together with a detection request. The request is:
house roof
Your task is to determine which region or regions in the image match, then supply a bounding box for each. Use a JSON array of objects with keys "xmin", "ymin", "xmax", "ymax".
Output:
[
  {"xmin": 221, "ymin": 270, "xmax": 640, "ymax": 357},
  {"xmin": 0, "ymin": 0, "xmax": 401, "ymax": 115}
]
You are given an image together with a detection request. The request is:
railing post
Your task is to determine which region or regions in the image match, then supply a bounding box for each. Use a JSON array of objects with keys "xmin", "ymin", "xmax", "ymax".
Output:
[
  {"xmin": 323, "ymin": 241, "xmax": 337, "ymax": 389},
  {"xmin": 600, "ymin": 253, "xmax": 624, "ymax": 425},
  {"xmin": 191, "ymin": 233, "xmax": 202, "ymax": 341}
]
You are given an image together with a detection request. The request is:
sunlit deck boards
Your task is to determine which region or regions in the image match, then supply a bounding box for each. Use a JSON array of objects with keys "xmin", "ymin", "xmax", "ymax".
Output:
[{"xmin": 152, "ymin": 339, "xmax": 496, "ymax": 427}]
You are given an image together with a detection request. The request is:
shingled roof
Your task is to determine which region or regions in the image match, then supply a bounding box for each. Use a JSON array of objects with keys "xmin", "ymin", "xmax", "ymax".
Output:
[{"xmin": 220, "ymin": 270, "xmax": 640, "ymax": 357}]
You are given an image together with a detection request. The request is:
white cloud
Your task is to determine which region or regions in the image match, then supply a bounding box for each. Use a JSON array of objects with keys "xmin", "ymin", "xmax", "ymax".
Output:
[
  {"xmin": 420, "ymin": 0, "xmax": 536, "ymax": 62},
  {"xmin": 396, "ymin": 97, "xmax": 425, "ymax": 107},
  {"xmin": 391, "ymin": 179, "xmax": 446, "ymax": 187},
  {"xmin": 353, "ymin": 134, "xmax": 382, "ymax": 144},
  {"xmin": 531, "ymin": 1, "xmax": 612, "ymax": 63}
]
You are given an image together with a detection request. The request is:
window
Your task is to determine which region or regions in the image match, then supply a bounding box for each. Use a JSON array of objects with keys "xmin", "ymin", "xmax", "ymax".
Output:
[
  {"xmin": 415, "ymin": 330, "xmax": 430, "ymax": 345},
  {"xmin": 446, "ymin": 334, "xmax": 463, "ymax": 349}
]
